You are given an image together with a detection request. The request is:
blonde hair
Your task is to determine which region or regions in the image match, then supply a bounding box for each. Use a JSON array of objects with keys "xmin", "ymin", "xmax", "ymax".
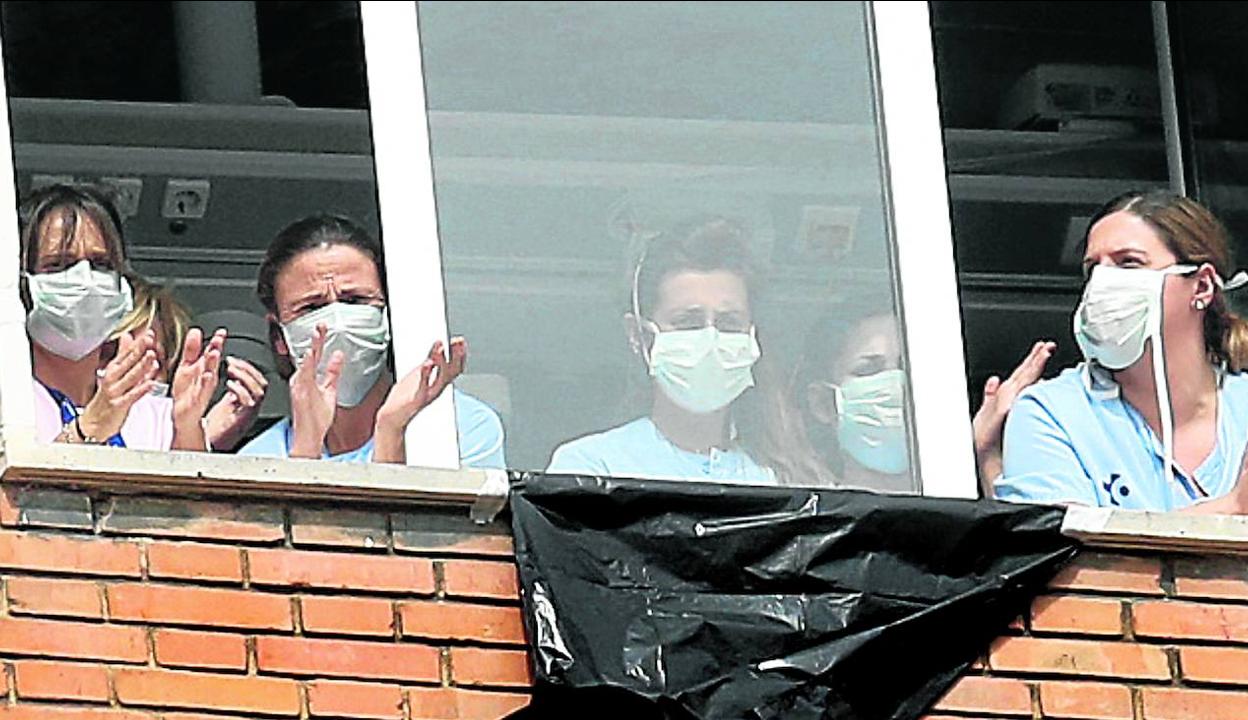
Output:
[
  {"xmin": 1089, "ymin": 190, "xmax": 1248, "ymax": 372},
  {"xmin": 112, "ymin": 277, "xmax": 192, "ymax": 382}
]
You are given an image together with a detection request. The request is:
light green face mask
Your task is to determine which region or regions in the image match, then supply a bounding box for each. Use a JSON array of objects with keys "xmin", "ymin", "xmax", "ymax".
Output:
[
  {"xmin": 26, "ymin": 259, "xmax": 133, "ymax": 361},
  {"xmin": 646, "ymin": 324, "xmax": 761, "ymax": 414},
  {"xmin": 823, "ymin": 368, "xmax": 909, "ymax": 475}
]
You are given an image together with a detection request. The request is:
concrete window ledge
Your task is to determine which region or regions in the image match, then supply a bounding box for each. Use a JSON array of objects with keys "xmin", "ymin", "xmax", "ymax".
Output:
[
  {"xmin": 1063, "ymin": 505, "xmax": 1248, "ymax": 555},
  {"xmin": 0, "ymin": 435, "xmax": 509, "ymax": 520}
]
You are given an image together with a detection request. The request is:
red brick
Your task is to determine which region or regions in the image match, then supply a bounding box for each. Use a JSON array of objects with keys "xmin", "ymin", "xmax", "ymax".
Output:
[
  {"xmin": 1048, "ymin": 554, "xmax": 1162, "ymax": 595},
  {"xmin": 114, "ymin": 667, "xmax": 300, "ymax": 715},
  {"xmin": 933, "ymin": 676, "xmax": 1032, "ymax": 715},
  {"xmin": 1173, "ymin": 557, "xmax": 1248, "ymax": 601},
  {"xmin": 0, "ymin": 531, "xmax": 141, "ymax": 577},
  {"xmin": 7, "ymin": 576, "xmax": 102, "ymax": 619},
  {"xmin": 0, "ymin": 708, "xmax": 153, "ymax": 720},
  {"xmin": 146, "ymin": 542, "xmax": 243, "ymax": 583},
  {"xmin": 1039, "ymin": 681, "xmax": 1133, "ymax": 720},
  {"xmin": 1143, "ymin": 687, "xmax": 1248, "ymax": 720},
  {"xmin": 14, "ymin": 659, "xmax": 110, "ymax": 702},
  {"xmin": 1180, "ymin": 646, "xmax": 1248, "ymax": 685},
  {"xmin": 451, "ymin": 648, "xmax": 533, "ymax": 688},
  {"xmin": 989, "ymin": 637, "xmax": 1170, "ymax": 680},
  {"xmin": 0, "ymin": 616, "xmax": 146, "ymax": 663},
  {"xmin": 154, "ymin": 629, "xmax": 248, "ymax": 671},
  {"xmin": 308, "ymin": 679, "xmax": 405, "ymax": 719},
  {"xmin": 0, "ymin": 486, "xmax": 20, "ymax": 525},
  {"xmin": 256, "ymin": 636, "xmax": 440, "ymax": 683},
  {"xmin": 248, "ymin": 548, "xmax": 434, "ymax": 594},
  {"xmin": 441, "ymin": 560, "xmax": 520, "ymax": 601},
  {"xmin": 1133, "ymin": 600, "xmax": 1248, "ymax": 642},
  {"xmin": 408, "ymin": 687, "xmax": 532, "ymax": 719},
  {"xmin": 107, "ymin": 583, "xmax": 292, "ymax": 630},
  {"xmin": 1031, "ymin": 596, "xmax": 1123, "ymax": 637},
  {"xmin": 301, "ymin": 595, "xmax": 394, "ymax": 637},
  {"xmin": 401, "ymin": 601, "xmax": 525, "ymax": 644}
]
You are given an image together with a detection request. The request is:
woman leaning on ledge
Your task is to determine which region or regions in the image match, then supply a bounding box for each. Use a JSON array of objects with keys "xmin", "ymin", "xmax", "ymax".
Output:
[
  {"xmin": 20, "ymin": 184, "xmax": 225, "ymax": 451},
  {"xmin": 997, "ymin": 190, "xmax": 1248, "ymax": 514},
  {"xmin": 238, "ymin": 214, "xmax": 505, "ymax": 467}
]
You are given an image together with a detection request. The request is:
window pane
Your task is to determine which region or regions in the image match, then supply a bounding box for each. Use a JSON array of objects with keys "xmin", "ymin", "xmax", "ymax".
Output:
[
  {"xmin": 422, "ymin": 1, "xmax": 918, "ymax": 491},
  {"xmin": 1172, "ymin": 2, "xmax": 1248, "ymax": 290},
  {"xmin": 3, "ymin": 2, "xmax": 394, "ymax": 459},
  {"xmin": 931, "ymin": 1, "xmax": 1168, "ymax": 404}
]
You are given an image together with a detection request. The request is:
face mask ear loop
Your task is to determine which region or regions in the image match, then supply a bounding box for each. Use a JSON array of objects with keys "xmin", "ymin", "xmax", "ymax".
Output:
[
  {"xmin": 631, "ymin": 244, "xmax": 652, "ymax": 368},
  {"xmin": 1152, "ymin": 293, "xmax": 1177, "ymax": 490}
]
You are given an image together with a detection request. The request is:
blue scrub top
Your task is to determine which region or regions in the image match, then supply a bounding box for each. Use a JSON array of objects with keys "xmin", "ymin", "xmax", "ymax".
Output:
[
  {"xmin": 546, "ymin": 416, "xmax": 777, "ymax": 485},
  {"xmin": 997, "ymin": 363, "xmax": 1248, "ymax": 510},
  {"xmin": 239, "ymin": 388, "xmax": 506, "ymax": 469}
]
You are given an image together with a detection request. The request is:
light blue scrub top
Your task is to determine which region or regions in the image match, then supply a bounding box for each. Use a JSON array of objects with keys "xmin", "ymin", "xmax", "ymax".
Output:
[
  {"xmin": 546, "ymin": 416, "xmax": 777, "ymax": 485},
  {"xmin": 239, "ymin": 389, "xmax": 506, "ymax": 469},
  {"xmin": 997, "ymin": 363, "xmax": 1248, "ymax": 510}
]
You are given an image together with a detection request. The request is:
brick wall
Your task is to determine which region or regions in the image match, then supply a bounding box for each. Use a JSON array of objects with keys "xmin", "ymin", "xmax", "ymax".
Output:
[
  {"xmin": 929, "ymin": 549, "xmax": 1248, "ymax": 720},
  {"xmin": 9, "ymin": 478, "xmax": 1248, "ymax": 720},
  {"xmin": 0, "ymin": 483, "xmax": 532, "ymax": 720}
]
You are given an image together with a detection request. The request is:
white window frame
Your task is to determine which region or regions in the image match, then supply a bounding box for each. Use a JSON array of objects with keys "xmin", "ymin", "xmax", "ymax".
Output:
[
  {"xmin": 0, "ymin": 2, "xmax": 500, "ymax": 511},
  {"xmin": 375, "ymin": 1, "xmax": 978, "ymax": 497},
  {"xmin": 0, "ymin": 1, "xmax": 977, "ymax": 503},
  {"xmin": 871, "ymin": 2, "xmax": 977, "ymax": 497}
]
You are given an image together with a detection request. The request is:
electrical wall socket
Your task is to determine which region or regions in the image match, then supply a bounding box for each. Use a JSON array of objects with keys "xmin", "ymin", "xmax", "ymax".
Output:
[
  {"xmin": 162, "ymin": 179, "xmax": 211, "ymax": 219},
  {"xmin": 98, "ymin": 177, "xmax": 143, "ymax": 218}
]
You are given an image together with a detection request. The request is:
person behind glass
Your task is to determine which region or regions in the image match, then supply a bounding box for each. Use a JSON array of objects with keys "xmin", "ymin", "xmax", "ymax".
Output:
[
  {"xmin": 21, "ymin": 184, "xmax": 225, "ymax": 450},
  {"xmin": 547, "ymin": 217, "xmax": 788, "ymax": 484},
  {"xmin": 793, "ymin": 311, "xmax": 910, "ymax": 492},
  {"xmin": 998, "ymin": 190, "xmax": 1248, "ymax": 513},
  {"xmin": 105, "ymin": 276, "xmax": 269, "ymax": 451},
  {"xmin": 795, "ymin": 309, "xmax": 1055, "ymax": 493},
  {"xmin": 238, "ymin": 214, "xmax": 505, "ymax": 467}
]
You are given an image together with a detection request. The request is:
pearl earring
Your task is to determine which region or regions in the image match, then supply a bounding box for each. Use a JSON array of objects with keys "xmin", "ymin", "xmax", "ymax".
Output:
[{"xmin": 1194, "ymin": 298, "xmax": 1208, "ymax": 311}]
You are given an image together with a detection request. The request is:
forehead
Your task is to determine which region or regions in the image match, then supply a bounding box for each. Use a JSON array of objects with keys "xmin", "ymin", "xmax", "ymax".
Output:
[
  {"xmin": 838, "ymin": 314, "xmax": 900, "ymax": 363},
  {"xmin": 653, "ymin": 269, "xmax": 749, "ymax": 312},
  {"xmin": 274, "ymin": 244, "xmax": 381, "ymax": 301},
  {"xmin": 1084, "ymin": 211, "xmax": 1172, "ymax": 261},
  {"xmin": 35, "ymin": 210, "xmax": 109, "ymax": 258}
]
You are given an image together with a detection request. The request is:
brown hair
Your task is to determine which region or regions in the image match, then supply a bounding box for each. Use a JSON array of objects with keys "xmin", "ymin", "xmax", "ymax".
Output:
[
  {"xmin": 17, "ymin": 183, "xmax": 128, "ymax": 275},
  {"xmin": 627, "ymin": 217, "xmax": 823, "ymax": 486},
  {"xmin": 1087, "ymin": 190, "xmax": 1248, "ymax": 372}
]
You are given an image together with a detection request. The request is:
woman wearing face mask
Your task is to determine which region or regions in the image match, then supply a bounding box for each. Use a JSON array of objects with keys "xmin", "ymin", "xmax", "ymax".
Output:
[
  {"xmin": 547, "ymin": 217, "xmax": 790, "ymax": 485},
  {"xmin": 21, "ymin": 184, "xmax": 226, "ymax": 450},
  {"xmin": 106, "ymin": 277, "xmax": 270, "ymax": 451},
  {"xmin": 794, "ymin": 311, "xmax": 911, "ymax": 492},
  {"xmin": 794, "ymin": 310, "xmax": 1053, "ymax": 493},
  {"xmin": 238, "ymin": 214, "xmax": 505, "ymax": 467},
  {"xmin": 997, "ymin": 190, "xmax": 1248, "ymax": 513}
]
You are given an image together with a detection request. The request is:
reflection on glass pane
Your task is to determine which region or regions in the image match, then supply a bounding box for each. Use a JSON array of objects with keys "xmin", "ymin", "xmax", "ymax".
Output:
[
  {"xmin": 931, "ymin": 1, "xmax": 1168, "ymax": 405},
  {"xmin": 1174, "ymin": 1, "xmax": 1248, "ymax": 302},
  {"xmin": 422, "ymin": 1, "xmax": 916, "ymax": 491},
  {"xmin": 1, "ymin": 2, "xmax": 424, "ymax": 464}
]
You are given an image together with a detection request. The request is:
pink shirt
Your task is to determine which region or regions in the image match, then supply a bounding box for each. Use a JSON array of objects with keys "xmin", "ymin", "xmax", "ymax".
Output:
[{"xmin": 33, "ymin": 380, "xmax": 175, "ymax": 451}]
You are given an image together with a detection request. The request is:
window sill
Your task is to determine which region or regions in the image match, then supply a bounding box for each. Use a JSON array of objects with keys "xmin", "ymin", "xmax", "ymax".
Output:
[
  {"xmin": 1062, "ymin": 505, "xmax": 1248, "ymax": 555},
  {"xmin": 0, "ymin": 434, "xmax": 507, "ymax": 519}
]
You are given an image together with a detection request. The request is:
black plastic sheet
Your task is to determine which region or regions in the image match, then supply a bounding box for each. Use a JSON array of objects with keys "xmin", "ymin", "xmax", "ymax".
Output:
[{"xmin": 507, "ymin": 474, "xmax": 1076, "ymax": 720}]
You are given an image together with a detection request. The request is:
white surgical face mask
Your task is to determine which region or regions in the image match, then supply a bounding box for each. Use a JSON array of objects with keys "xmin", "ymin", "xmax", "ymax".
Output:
[
  {"xmin": 26, "ymin": 259, "xmax": 133, "ymax": 361},
  {"xmin": 281, "ymin": 302, "xmax": 391, "ymax": 408},
  {"xmin": 646, "ymin": 324, "xmax": 761, "ymax": 414},
  {"xmin": 1073, "ymin": 264, "xmax": 1197, "ymax": 371}
]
